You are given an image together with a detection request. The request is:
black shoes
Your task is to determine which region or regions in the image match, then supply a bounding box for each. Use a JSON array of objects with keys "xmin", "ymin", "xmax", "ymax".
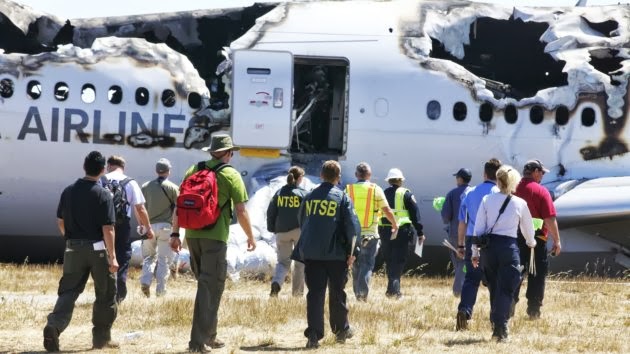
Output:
[
  {"xmin": 189, "ymin": 344, "xmax": 212, "ymax": 353},
  {"xmin": 456, "ymin": 311, "xmax": 468, "ymax": 331},
  {"xmin": 305, "ymin": 333, "xmax": 320, "ymax": 349},
  {"xmin": 386, "ymin": 292, "xmax": 403, "ymax": 300},
  {"xmin": 93, "ymin": 340, "xmax": 120, "ymax": 349},
  {"xmin": 492, "ymin": 326, "xmax": 509, "ymax": 342},
  {"xmin": 206, "ymin": 338, "xmax": 225, "ymax": 348},
  {"xmin": 335, "ymin": 327, "xmax": 354, "ymax": 344},
  {"xmin": 270, "ymin": 282, "xmax": 281, "ymax": 297},
  {"xmin": 43, "ymin": 325, "xmax": 59, "ymax": 352},
  {"xmin": 527, "ymin": 306, "xmax": 541, "ymax": 319}
]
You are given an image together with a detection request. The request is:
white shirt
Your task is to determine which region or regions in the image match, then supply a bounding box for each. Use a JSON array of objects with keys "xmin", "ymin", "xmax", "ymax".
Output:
[
  {"xmin": 105, "ymin": 171, "xmax": 146, "ymax": 218},
  {"xmin": 473, "ymin": 192, "xmax": 536, "ymax": 247}
]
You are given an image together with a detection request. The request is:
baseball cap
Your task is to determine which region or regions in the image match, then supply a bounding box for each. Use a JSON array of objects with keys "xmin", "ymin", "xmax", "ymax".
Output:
[
  {"xmin": 156, "ymin": 158, "xmax": 172, "ymax": 173},
  {"xmin": 453, "ymin": 168, "xmax": 472, "ymax": 179},
  {"xmin": 523, "ymin": 159, "xmax": 549, "ymax": 173}
]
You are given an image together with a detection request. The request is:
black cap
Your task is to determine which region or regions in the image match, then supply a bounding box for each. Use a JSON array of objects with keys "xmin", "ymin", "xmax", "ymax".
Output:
[
  {"xmin": 523, "ymin": 159, "xmax": 550, "ymax": 173},
  {"xmin": 453, "ymin": 168, "xmax": 472, "ymax": 179}
]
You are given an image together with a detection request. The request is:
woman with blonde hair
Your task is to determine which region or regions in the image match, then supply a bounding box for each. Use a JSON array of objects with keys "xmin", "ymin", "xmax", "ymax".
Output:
[
  {"xmin": 472, "ymin": 165, "xmax": 536, "ymax": 341},
  {"xmin": 267, "ymin": 166, "xmax": 308, "ymax": 297}
]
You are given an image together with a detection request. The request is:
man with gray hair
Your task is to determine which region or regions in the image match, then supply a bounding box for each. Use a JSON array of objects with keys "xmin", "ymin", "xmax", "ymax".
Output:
[
  {"xmin": 140, "ymin": 158, "xmax": 180, "ymax": 297},
  {"xmin": 346, "ymin": 162, "xmax": 398, "ymax": 301}
]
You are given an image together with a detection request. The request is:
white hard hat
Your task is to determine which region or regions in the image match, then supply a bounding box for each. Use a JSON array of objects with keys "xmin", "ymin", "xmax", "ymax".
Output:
[{"xmin": 385, "ymin": 168, "xmax": 405, "ymax": 181}]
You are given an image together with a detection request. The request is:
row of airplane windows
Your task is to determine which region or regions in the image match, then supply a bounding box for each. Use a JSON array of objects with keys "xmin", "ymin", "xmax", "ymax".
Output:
[
  {"xmin": 427, "ymin": 100, "xmax": 596, "ymax": 126},
  {"xmin": 0, "ymin": 78, "xmax": 203, "ymax": 109}
]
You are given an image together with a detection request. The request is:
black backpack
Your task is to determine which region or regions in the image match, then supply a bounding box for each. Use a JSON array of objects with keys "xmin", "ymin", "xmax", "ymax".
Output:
[{"xmin": 101, "ymin": 176, "xmax": 133, "ymax": 225}]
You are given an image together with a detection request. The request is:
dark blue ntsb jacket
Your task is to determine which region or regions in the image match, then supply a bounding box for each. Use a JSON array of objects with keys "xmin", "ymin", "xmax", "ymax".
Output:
[
  {"xmin": 292, "ymin": 182, "xmax": 361, "ymax": 262},
  {"xmin": 266, "ymin": 184, "xmax": 308, "ymax": 233}
]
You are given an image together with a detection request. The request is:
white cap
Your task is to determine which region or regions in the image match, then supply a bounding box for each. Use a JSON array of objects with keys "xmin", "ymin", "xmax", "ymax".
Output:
[{"xmin": 385, "ymin": 168, "xmax": 405, "ymax": 181}]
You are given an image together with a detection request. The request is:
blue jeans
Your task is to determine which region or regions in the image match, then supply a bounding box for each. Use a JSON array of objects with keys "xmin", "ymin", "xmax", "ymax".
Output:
[
  {"xmin": 352, "ymin": 236, "xmax": 378, "ymax": 299},
  {"xmin": 449, "ymin": 234, "xmax": 465, "ymax": 296},
  {"xmin": 457, "ymin": 237, "xmax": 484, "ymax": 318},
  {"xmin": 481, "ymin": 235, "xmax": 521, "ymax": 330}
]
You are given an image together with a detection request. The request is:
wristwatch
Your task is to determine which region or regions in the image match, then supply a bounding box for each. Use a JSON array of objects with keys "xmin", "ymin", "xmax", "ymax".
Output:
[{"xmin": 170, "ymin": 232, "xmax": 180, "ymax": 238}]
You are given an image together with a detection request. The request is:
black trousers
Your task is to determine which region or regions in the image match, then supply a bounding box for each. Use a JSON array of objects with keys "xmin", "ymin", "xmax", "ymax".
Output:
[
  {"xmin": 304, "ymin": 260, "xmax": 349, "ymax": 340},
  {"xmin": 114, "ymin": 220, "xmax": 131, "ymax": 302},
  {"xmin": 515, "ymin": 235, "xmax": 548, "ymax": 309},
  {"xmin": 46, "ymin": 239, "xmax": 117, "ymax": 345},
  {"xmin": 378, "ymin": 225, "xmax": 414, "ymax": 295}
]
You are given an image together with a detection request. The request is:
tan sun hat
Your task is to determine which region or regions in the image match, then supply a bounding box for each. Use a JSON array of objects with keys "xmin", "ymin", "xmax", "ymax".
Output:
[{"xmin": 201, "ymin": 134, "xmax": 241, "ymax": 153}]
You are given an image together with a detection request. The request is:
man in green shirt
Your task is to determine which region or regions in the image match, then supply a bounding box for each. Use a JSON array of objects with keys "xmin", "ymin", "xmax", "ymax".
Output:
[{"xmin": 170, "ymin": 134, "xmax": 256, "ymax": 353}]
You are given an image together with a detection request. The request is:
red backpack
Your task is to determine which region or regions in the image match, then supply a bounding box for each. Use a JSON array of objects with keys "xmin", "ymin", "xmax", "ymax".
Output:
[{"xmin": 177, "ymin": 161, "xmax": 230, "ymax": 230}]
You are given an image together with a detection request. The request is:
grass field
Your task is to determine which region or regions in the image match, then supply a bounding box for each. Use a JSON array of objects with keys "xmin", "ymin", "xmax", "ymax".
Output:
[{"xmin": 0, "ymin": 263, "xmax": 628, "ymax": 353}]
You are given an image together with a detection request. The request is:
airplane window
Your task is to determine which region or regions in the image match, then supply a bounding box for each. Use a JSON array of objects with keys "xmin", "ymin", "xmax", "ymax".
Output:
[
  {"xmin": 81, "ymin": 84, "xmax": 96, "ymax": 104},
  {"xmin": 453, "ymin": 102, "xmax": 467, "ymax": 121},
  {"xmin": 161, "ymin": 89, "xmax": 176, "ymax": 107},
  {"xmin": 188, "ymin": 92, "xmax": 201, "ymax": 109},
  {"xmin": 108, "ymin": 85, "xmax": 123, "ymax": 104},
  {"xmin": 556, "ymin": 105, "xmax": 569, "ymax": 126},
  {"xmin": 27, "ymin": 80, "xmax": 41, "ymax": 100},
  {"xmin": 0, "ymin": 78, "xmax": 13, "ymax": 98},
  {"xmin": 479, "ymin": 102, "xmax": 493, "ymax": 122},
  {"xmin": 54, "ymin": 82, "xmax": 69, "ymax": 101},
  {"xmin": 135, "ymin": 87, "xmax": 149, "ymax": 106},
  {"xmin": 581, "ymin": 107, "xmax": 596, "ymax": 127},
  {"xmin": 504, "ymin": 104, "xmax": 517, "ymax": 124},
  {"xmin": 426, "ymin": 100, "xmax": 441, "ymax": 120},
  {"xmin": 530, "ymin": 105, "xmax": 544, "ymax": 125}
]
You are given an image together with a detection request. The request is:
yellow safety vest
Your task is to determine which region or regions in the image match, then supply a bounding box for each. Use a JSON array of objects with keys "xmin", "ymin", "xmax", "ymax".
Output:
[
  {"xmin": 346, "ymin": 183, "xmax": 377, "ymax": 230},
  {"xmin": 379, "ymin": 187, "xmax": 411, "ymax": 227}
]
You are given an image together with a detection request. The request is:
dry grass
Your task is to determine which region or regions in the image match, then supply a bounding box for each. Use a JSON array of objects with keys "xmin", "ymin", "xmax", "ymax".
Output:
[{"xmin": 0, "ymin": 263, "xmax": 628, "ymax": 353}]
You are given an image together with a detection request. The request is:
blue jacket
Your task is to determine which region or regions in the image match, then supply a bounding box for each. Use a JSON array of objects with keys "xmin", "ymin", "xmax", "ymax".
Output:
[
  {"xmin": 292, "ymin": 182, "xmax": 361, "ymax": 262},
  {"xmin": 441, "ymin": 184, "xmax": 471, "ymax": 238},
  {"xmin": 266, "ymin": 184, "xmax": 308, "ymax": 233}
]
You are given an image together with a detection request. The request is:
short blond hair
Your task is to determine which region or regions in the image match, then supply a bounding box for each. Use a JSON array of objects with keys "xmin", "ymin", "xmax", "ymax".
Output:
[{"xmin": 496, "ymin": 165, "xmax": 521, "ymax": 194}]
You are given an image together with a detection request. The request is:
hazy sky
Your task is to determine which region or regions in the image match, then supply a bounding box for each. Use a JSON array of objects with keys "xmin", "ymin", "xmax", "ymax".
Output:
[{"xmin": 13, "ymin": 0, "xmax": 628, "ymax": 19}]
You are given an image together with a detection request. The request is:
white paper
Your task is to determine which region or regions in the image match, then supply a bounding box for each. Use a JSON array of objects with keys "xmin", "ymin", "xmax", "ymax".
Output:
[
  {"xmin": 414, "ymin": 239, "xmax": 424, "ymax": 257},
  {"xmin": 93, "ymin": 241, "xmax": 105, "ymax": 251}
]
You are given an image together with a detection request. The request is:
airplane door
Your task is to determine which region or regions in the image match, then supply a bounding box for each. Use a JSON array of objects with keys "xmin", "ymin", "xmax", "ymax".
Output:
[{"xmin": 231, "ymin": 50, "xmax": 293, "ymax": 149}]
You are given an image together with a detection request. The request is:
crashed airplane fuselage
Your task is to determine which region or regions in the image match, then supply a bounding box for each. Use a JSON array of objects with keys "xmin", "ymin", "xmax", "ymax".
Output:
[{"xmin": 0, "ymin": 0, "xmax": 627, "ymax": 271}]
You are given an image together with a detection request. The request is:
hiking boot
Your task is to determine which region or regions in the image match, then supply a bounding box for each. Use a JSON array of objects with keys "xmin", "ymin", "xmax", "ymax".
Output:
[
  {"xmin": 141, "ymin": 284, "xmax": 150, "ymax": 298},
  {"xmin": 305, "ymin": 333, "xmax": 319, "ymax": 349},
  {"xmin": 270, "ymin": 282, "xmax": 281, "ymax": 297},
  {"xmin": 188, "ymin": 344, "xmax": 212, "ymax": 353},
  {"xmin": 43, "ymin": 325, "xmax": 59, "ymax": 352},
  {"xmin": 527, "ymin": 306, "xmax": 541, "ymax": 320},
  {"xmin": 335, "ymin": 327, "xmax": 354, "ymax": 344},
  {"xmin": 93, "ymin": 340, "xmax": 120, "ymax": 349},
  {"xmin": 495, "ymin": 327, "xmax": 509, "ymax": 342},
  {"xmin": 456, "ymin": 311, "xmax": 468, "ymax": 331},
  {"xmin": 206, "ymin": 338, "xmax": 225, "ymax": 349}
]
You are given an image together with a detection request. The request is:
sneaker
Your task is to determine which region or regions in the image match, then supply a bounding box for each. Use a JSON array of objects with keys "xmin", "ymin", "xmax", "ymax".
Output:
[
  {"xmin": 305, "ymin": 333, "xmax": 319, "ymax": 349},
  {"xmin": 335, "ymin": 327, "xmax": 354, "ymax": 344},
  {"xmin": 93, "ymin": 340, "xmax": 120, "ymax": 349},
  {"xmin": 270, "ymin": 282, "xmax": 281, "ymax": 297},
  {"xmin": 188, "ymin": 344, "xmax": 212, "ymax": 353},
  {"xmin": 206, "ymin": 338, "xmax": 225, "ymax": 348},
  {"xmin": 43, "ymin": 325, "xmax": 59, "ymax": 352},
  {"xmin": 141, "ymin": 284, "xmax": 150, "ymax": 298},
  {"xmin": 527, "ymin": 306, "xmax": 541, "ymax": 320},
  {"xmin": 456, "ymin": 311, "xmax": 468, "ymax": 331}
]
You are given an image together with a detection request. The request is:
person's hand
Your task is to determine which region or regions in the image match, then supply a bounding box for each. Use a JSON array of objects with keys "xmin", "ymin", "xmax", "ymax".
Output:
[
  {"xmin": 247, "ymin": 237, "xmax": 256, "ymax": 252},
  {"xmin": 418, "ymin": 234, "xmax": 426, "ymax": 243},
  {"xmin": 170, "ymin": 236, "xmax": 182, "ymax": 253},
  {"xmin": 550, "ymin": 241, "xmax": 561, "ymax": 256},
  {"xmin": 471, "ymin": 256, "xmax": 479, "ymax": 268},
  {"xmin": 456, "ymin": 247, "xmax": 465, "ymax": 260},
  {"xmin": 347, "ymin": 255, "xmax": 356, "ymax": 268},
  {"xmin": 145, "ymin": 227, "xmax": 155, "ymax": 240},
  {"xmin": 108, "ymin": 256, "xmax": 119, "ymax": 274}
]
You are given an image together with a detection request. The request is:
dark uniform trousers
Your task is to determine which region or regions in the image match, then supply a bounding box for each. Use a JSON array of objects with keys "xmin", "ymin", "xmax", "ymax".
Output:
[
  {"xmin": 457, "ymin": 237, "xmax": 485, "ymax": 318},
  {"xmin": 515, "ymin": 235, "xmax": 548, "ymax": 310},
  {"xmin": 187, "ymin": 238, "xmax": 227, "ymax": 348},
  {"xmin": 378, "ymin": 225, "xmax": 414, "ymax": 295},
  {"xmin": 46, "ymin": 239, "xmax": 117, "ymax": 345},
  {"xmin": 114, "ymin": 219, "xmax": 131, "ymax": 302},
  {"xmin": 480, "ymin": 235, "xmax": 521, "ymax": 330},
  {"xmin": 304, "ymin": 260, "xmax": 350, "ymax": 340}
]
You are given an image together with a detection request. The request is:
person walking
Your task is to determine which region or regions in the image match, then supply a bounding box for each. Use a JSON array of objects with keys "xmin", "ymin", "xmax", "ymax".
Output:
[
  {"xmin": 267, "ymin": 166, "xmax": 308, "ymax": 297},
  {"xmin": 441, "ymin": 168, "xmax": 472, "ymax": 297},
  {"xmin": 43, "ymin": 151, "xmax": 119, "ymax": 351},
  {"xmin": 455, "ymin": 158, "xmax": 501, "ymax": 330},
  {"xmin": 170, "ymin": 134, "xmax": 256, "ymax": 353},
  {"xmin": 104, "ymin": 155, "xmax": 153, "ymax": 303},
  {"xmin": 471, "ymin": 165, "xmax": 536, "ymax": 341},
  {"xmin": 346, "ymin": 162, "xmax": 398, "ymax": 301},
  {"xmin": 513, "ymin": 159, "xmax": 562, "ymax": 319},
  {"xmin": 291, "ymin": 160, "xmax": 361, "ymax": 349},
  {"xmin": 378, "ymin": 168, "xmax": 424, "ymax": 299},
  {"xmin": 140, "ymin": 158, "xmax": 179, "ymax": 297}
]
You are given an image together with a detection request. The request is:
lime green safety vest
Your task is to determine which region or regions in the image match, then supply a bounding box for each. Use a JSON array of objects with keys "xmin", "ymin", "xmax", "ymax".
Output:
[
  {"xmin": 346, "ymin": 183, "xmax": 377, "ymax": 230},
  {"xmin": 380, "ymin": 187, "xmax": 411, "ymax": 227}
]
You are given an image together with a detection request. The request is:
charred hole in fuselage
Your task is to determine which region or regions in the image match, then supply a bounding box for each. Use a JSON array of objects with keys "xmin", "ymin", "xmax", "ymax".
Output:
[
  {"xmin": 582, "ymin": 17, "xmax": 619, "ymax": 38},
  {"xmin": 479, "ymin": 102, "xmax": 493, "ymax": 122},
  {"xmin": 430, "ymin": 17, "xmax": 567, "ymax": 100},
  {"xmin": 453, "ymin": 102, "xmax": 467, "ymax": 121},
  {"xmin": 504, "ymin": 104, "xmax": 517, "ymax": 124},
  {"xmin": 589, "ymin": 49, "xmax": 623, "ymax": 84},
  {"xmin": 582, "ymin": 107, "xmax": 596, "ymax": 127},
  {"xmin": 530, "ymin": 105, "xmax": 544, "ymax": 124},
  {"xmin": 555, "ymin": 105, "xmax": 569, "ymax": 126}
]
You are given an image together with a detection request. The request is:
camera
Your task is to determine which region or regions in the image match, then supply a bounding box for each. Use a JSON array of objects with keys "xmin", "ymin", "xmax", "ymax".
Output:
[{"xmin": 471, "ymin": 234, "xmax": 490, "ymax": 249}]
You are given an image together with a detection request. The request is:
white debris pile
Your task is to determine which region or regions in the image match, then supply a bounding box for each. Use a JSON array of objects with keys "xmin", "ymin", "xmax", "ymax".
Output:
[{"xmin": 130, "ymin": 239, "xmax": 191, "ymax": 273}]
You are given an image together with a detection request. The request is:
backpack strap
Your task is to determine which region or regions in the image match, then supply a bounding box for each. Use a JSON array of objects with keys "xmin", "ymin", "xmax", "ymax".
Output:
[
  {"xmin": 120, "ymin": 177, "xmax": 133, "ymax": 187},
  {"xmin": 99, "ymin": 175, "xmax": 109, "ymax": 187}
]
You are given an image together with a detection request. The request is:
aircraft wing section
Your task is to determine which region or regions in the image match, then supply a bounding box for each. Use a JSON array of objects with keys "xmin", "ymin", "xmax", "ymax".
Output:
[{"xmin": 553, "ymin": 176, "xmax": 630, "ymax": 229}]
